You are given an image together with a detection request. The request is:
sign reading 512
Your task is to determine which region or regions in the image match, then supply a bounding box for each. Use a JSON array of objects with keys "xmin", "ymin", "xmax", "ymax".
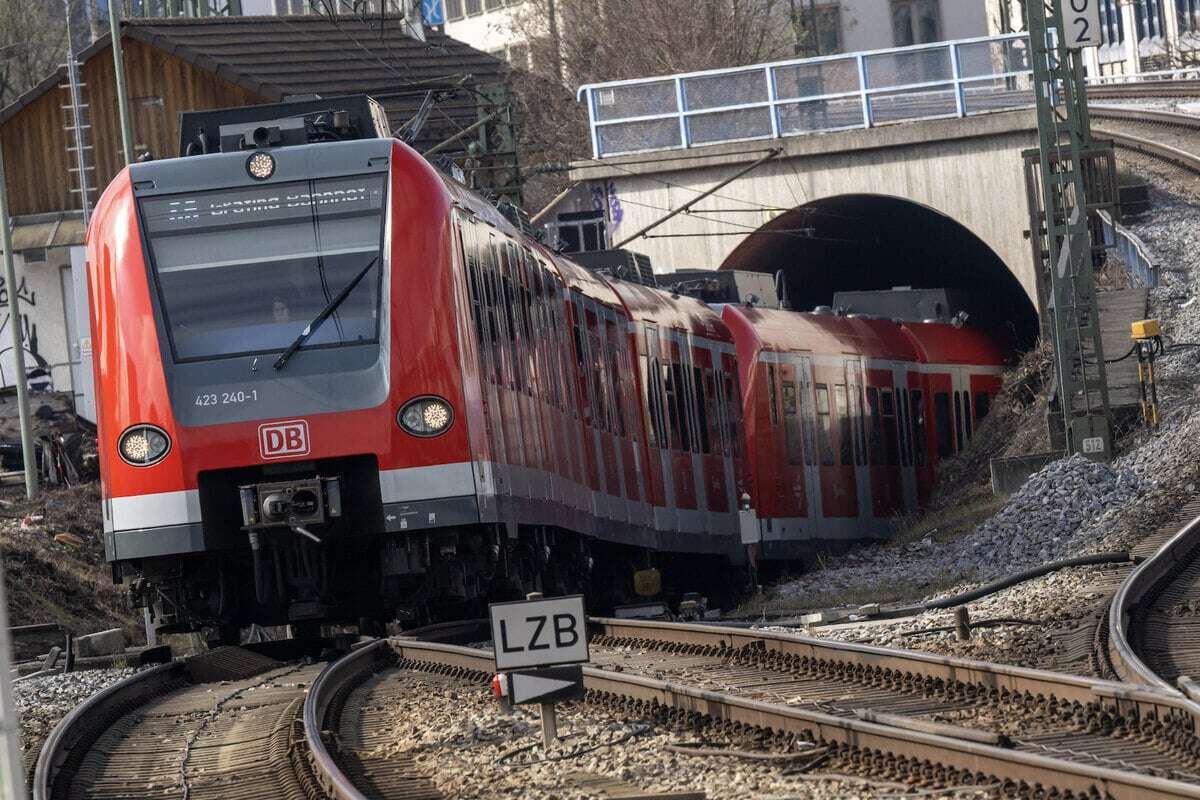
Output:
[{"xmin": 1065, "ymin": 0, "xmax": 1103, "ymax": 49}]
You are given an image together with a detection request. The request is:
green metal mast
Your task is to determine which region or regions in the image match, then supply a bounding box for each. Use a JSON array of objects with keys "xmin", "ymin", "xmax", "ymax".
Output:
[{"xmin": 1027, "ymin": 0, "xmax": 1113, "ymax": 461}]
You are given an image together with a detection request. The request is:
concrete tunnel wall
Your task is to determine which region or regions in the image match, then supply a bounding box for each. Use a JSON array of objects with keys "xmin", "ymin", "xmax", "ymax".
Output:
[
  {"xmin": 568, "ymin": 111, "xmax": 1043, "ymax": 349},
  {"xmin": 720, "ymin": 194, "xmax": 1039, "ymax": 350}
]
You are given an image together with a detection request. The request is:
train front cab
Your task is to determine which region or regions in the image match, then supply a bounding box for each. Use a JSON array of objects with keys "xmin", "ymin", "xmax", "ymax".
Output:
[{"xmin": 89, "ymin": 137, "xmax": 483, "ymax": 632}]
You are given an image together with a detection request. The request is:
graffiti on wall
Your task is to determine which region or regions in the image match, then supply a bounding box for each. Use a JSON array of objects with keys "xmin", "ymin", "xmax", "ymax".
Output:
[
  {"xmin": 591, "ymin": 180, "xmax": 624, "ymax": 231},
  {"xmin": 0, "ymin": 275, "xmax": 49, "ymax": 390}
]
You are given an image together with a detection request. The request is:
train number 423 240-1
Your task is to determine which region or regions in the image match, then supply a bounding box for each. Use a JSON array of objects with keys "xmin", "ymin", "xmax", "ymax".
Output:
[{"xmin": 194, "ymin": 390, "xmax": 259, "ymax": 406}]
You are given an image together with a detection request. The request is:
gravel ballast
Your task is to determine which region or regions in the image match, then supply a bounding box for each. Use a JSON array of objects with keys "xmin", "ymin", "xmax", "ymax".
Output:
[{"xmin": 759, "ymin": 184, "xmax": 1200, "ymax": 668}]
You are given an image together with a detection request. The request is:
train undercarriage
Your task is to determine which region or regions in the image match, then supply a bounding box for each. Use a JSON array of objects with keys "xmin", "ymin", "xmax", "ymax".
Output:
[{"xmin": 126, "ymin": 522, "xmax": 744, "ymax": 643}]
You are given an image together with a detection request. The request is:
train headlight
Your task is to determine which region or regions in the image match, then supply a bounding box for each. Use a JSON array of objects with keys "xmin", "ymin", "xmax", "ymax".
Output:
[
  {"xmin": 118, "ymin": 424, "xmax": 171, "ymax": 466},
  {"xmin": 246, "ymin": 151, "xmax": 275, "ymax": 180},
  {"xmin": 397, "ymin": 396, "xmax": 453, "ymax": 437}
]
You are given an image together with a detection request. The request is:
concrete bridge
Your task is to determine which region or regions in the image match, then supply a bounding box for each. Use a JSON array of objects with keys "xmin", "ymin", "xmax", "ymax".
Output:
[
  {"xmin": 562, "ymin": 109, "xmax": 1041, "ymax": 344},
  {"xmin": 550, "ymin": 34, "xmax": 1054, "ymax": 345}
]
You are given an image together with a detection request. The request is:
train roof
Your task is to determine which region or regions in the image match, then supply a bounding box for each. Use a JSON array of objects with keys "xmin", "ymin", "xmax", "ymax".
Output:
[
  {"xmin": 900, "ymin": 322, "xmax": 1007, "ymax": 366},
  {"xmin": 607, "ymin": 280, "xmax": 732, "ymax": 342},
  {"xmin": 723, "ymin": 306, "xmax": 920, "ymax": 362}
]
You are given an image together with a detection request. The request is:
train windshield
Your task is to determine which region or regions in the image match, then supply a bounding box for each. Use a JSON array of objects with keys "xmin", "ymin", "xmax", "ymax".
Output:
[{"xmin": 139, "ymin": 174, "xmax": 386, "ymax": 362}]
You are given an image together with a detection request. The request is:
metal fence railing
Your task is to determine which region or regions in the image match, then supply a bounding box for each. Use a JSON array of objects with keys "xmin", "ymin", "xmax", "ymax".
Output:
[
  {"xmin": 577, "ymin": 33, "xmax": 1036, "ymax": 159},
  {"xmin": 1099, "ymin": 210, "xmax": 1159, "ymax": 288}
]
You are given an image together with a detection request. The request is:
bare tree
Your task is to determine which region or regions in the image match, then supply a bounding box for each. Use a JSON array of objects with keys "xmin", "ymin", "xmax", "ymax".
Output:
[
  {"xmin": 0, "ymin": 0, "xmax": 69, "ymax": 109},
  {"xmin": 511, "ymin": 0, "xmax": 796, "ymax": 209}
]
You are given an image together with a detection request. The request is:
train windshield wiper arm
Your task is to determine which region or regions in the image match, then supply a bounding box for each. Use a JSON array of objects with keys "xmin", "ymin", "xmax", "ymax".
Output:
[{"xmin": 273, "ymin": 255, "xmax": 380, "ymax": 371}]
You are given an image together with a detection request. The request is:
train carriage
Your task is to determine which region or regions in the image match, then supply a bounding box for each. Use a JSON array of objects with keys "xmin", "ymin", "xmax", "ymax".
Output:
[
  {"xmin": 723, "ymin": 306, "xmax": 1007, "ymax": 562},
  {"xmin": 86, "ymin": 95, "xmax": 1013, "ymax": 636}
]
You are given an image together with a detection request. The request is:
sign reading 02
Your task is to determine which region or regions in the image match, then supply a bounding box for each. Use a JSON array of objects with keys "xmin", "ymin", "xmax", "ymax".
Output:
[{"xmin": 1064, "ymin": 0, "xmax": 1103, "ymax": 49}]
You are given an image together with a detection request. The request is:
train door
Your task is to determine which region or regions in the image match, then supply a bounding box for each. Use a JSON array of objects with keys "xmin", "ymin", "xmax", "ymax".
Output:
[
  {"xmin": 587, "ymin": 305, "xmax": 623, "ymax": 518},
  {"xmin": 466, "ymin": 221, "xmax": 507, "ymax": 499},
  {"xmin": 452, "ymin": 215, "xmax": 495, "ymax": 509},
  {"xmin": 717, "ymin": 349, "xmax": 741, "ymax": 520},
  {"xmin": 925, "ymin": 372, "xmax": 956, "ymax": 465},
  {"xmin": 951, "ymin": 367, "xmax": 973, "ymax": 453},
  {"xmin": 602, "ymin": 312, "xmax": 632, "ymax": 521},
  {"xmin": 694, "ymin": 345, "xmax": 729, "ymax": 516},
  {"xmin": 864, "ymin": 367, "xmax": 902, "ymax": 518},
  {"xmin": 769, "ymin": 358, "xmax": 807, "ymax": 526},
  {"xmin": 845, "ymin": 359, "xmax": 872, "ymax": 521},
  {"xmin": 794, "ymin": 355, "xmax": 822, "ymax": 531},
  {"xmin": 491, "ymin": 233, "xmax": 528, "ymax": 499},
  {"xmin": 555, "ymin": 279, "xmax": 589, "ymax": 515},
  {"xmin": 894, "ymin": 366, "xmax": 918, "ymax": 513},
  {"xmin": 644, "ymin": 327, "xmax": 675, "ymax": 529},
  {"xmin": 816, "ymin": 362, "xmax": 857, "ymax": 521},
  {"xmin": 664, "ymin": 337, "xmax": 699, "ymax": 524},
  {"xmin": 567, "ymin": 294, "xmax": 601, "ymax": 502},
  {"xmin": 609, "ymin": 317, "xmax": 646, "ymax": 518},
  {"xmin": 908, "ymin": 369, "xmax": 935, "ymax": 506}
]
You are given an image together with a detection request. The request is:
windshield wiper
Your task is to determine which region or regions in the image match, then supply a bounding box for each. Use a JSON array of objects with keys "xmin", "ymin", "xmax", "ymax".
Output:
[{"xmin": 273, "ymin": 255, "xmax": 380, "ymax": 371}]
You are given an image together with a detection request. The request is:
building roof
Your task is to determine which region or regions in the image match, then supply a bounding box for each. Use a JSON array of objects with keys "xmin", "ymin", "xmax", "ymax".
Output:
[{"xmin": 0, "ymin": 14, "xmax": 509, "ymax": 152}]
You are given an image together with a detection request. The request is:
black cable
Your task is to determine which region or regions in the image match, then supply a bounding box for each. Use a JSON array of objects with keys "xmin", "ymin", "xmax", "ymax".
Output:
[{"xmin": 1105, "ymin": 344, "xmax": 1137, "ymax": 363}]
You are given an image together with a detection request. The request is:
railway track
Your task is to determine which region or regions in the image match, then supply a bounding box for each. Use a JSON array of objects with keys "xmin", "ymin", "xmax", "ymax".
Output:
[
  {"xmin": 1088, "ymin": 78, "xmax": 1200, "ymax": 101},
  {"xmin": 1108, "ymin": 497, "xmax": 1200, "ymax": 701},
  {"xmin": 1089, "ymin": 104, "xmax": 1200, "ymax": 175},
  {"xmin": 299, "ymin": 627, "xmax": 1200, "ymax": 799},
  {"xmin": 32, "ymin": 643, "xmax": 334, "ymax": 800}
]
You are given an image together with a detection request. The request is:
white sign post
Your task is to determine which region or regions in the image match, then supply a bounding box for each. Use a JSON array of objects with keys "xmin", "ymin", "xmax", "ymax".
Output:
[
  {"xmin": 1064, "ymin": 0, "xmax": 1103, "ymax": 49},
  {"xmin": 489, "ymin": 593, "xmax": 588, "ymax": 749}
]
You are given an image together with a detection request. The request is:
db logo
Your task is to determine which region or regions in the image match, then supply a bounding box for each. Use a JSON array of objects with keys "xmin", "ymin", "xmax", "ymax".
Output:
[{"xmin": 259, "ymin": 420, "xmax": 310, "ymax": 459}]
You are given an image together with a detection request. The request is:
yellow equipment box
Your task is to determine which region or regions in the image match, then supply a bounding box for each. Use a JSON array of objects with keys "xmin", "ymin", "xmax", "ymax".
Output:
[{"xmin": 1131, "ymin": 319, "xmax": 1162, "ymax": 340}]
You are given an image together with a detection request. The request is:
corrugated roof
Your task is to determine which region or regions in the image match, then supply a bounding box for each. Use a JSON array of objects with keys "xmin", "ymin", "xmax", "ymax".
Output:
[{"xmin": 0, "ymin": 14, "xmax": 509, "ymax": 153}]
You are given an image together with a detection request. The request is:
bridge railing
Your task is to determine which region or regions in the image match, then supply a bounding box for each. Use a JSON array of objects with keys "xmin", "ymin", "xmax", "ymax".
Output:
[{"xmin": 577, "ymin": 33, "xmax": 1035, "ymax": 159}]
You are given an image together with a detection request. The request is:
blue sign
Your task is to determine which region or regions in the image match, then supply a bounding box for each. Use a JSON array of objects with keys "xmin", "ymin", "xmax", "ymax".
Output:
[{"xmin": 422, "ymin": 0, "xmax": 445, "ymax": 25}]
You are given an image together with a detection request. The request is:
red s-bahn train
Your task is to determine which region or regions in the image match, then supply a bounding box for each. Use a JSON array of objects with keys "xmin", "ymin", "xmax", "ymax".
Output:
[{"xmin": 85, "ymin": 97, "xmax": 1007, "ymax": 637}]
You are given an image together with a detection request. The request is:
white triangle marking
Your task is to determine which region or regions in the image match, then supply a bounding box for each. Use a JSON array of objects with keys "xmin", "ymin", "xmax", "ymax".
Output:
[{"xmin": 511, "ymin": 673, "xmax": 576, "ymax": 702}]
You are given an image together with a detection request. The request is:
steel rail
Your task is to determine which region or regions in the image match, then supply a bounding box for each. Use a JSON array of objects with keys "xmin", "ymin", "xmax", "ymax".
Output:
[
  {"xmin": 32, "ymin": 662, "xmax": 185, "ymax": 800},
  {"xmin": 1108, "ymin": 512, "xmax": 1200, "ymax": 699},
  {"xmin": 589, "ymin": 616, "xmax": 1193, "ymax": 712},
  {"xmin": 307, "ymin": 636, "xmax": 1200, "ymax": 800},
  {"xmin": 1089, "ymin": 105, "xmax": 1200, "ymax": 174},
  {"xmin": 1089, "ymin": 80, "xmax": 1200, "ymax": 100}
]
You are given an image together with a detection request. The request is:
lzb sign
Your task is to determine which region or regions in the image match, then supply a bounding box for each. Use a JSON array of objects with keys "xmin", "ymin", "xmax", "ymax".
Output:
[
  {"xmin": 489, "ymin": 594, "xmax": 588, "ymax": 671},
  {"xmin": 1065, "ymin": 0, "xmax": 1103, "ymax": 49}
]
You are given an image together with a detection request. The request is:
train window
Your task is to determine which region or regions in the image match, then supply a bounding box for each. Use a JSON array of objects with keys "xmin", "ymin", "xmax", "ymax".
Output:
[
  {"xmin": 782, "ymin": 381, "xmax": 802, "ymax": 466},
  {"xmin": 866, "ymin": 388, "xmax": 884, "ymax": 465},
  {"xmin": 910, "ymin": 390, "xmax": 927, "ymax": 467},
  {"xmin": 852, "ymin": 384, "xmax": 867, "ymax": 466},
  {"xmin": 666, "ymin": 363, "xmax": 691, "ymax": 451},
  {"xmin": 607, "ymin": 320, "xmax": 626, "ymax": 437},
  {"xmin": 798, "ymin": 375, "xmax": 817, "ymax": 467},
  {"xmin": 587, "ymin": 314, "xmax": 608, "ymax": 432},
  {"xmin": 704, "ymin": 369, "xmax": 721, "ymax": 455},
  {"xmin": 815, "ymin": 384, "xmax": 835, "ymax": 466},
  {"xmin": 482, "ymin": 239, "xmax": 503, "ymax": 385},
  {"xmin": 835, "ymin": 384, "xmax": 852, "ymax": 466},
  {"xmin": 934, "ymin": 392, "xmax": 953, "ymax": 458},
  {"xmin": 953, "ymin": 391, "xmax": 964, "ymax": 451},
  {"xmin": 572, "ymin": 311, "xmax": 592, "ymax": 422},
  {"xmin": 140, "ymin": 174, "xmax": 386, "ymax": 362},
  {"xmin": 880, "ymin": 389, "xmax": 900, "ymax": 466},
  {"xmin": 767, "ymin": 366, "xmax": 780, "ymax": 426},
  {"xmin": 975, "ymin": 392, "xmax": 991, "ymax": 423},
  {"xmin": 694, "ymin": 367, "xmax": 711, "ymax": 454},
  {"xmin": 725, "ymin": 371, "xmax": 742, "ymax": 459}
]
